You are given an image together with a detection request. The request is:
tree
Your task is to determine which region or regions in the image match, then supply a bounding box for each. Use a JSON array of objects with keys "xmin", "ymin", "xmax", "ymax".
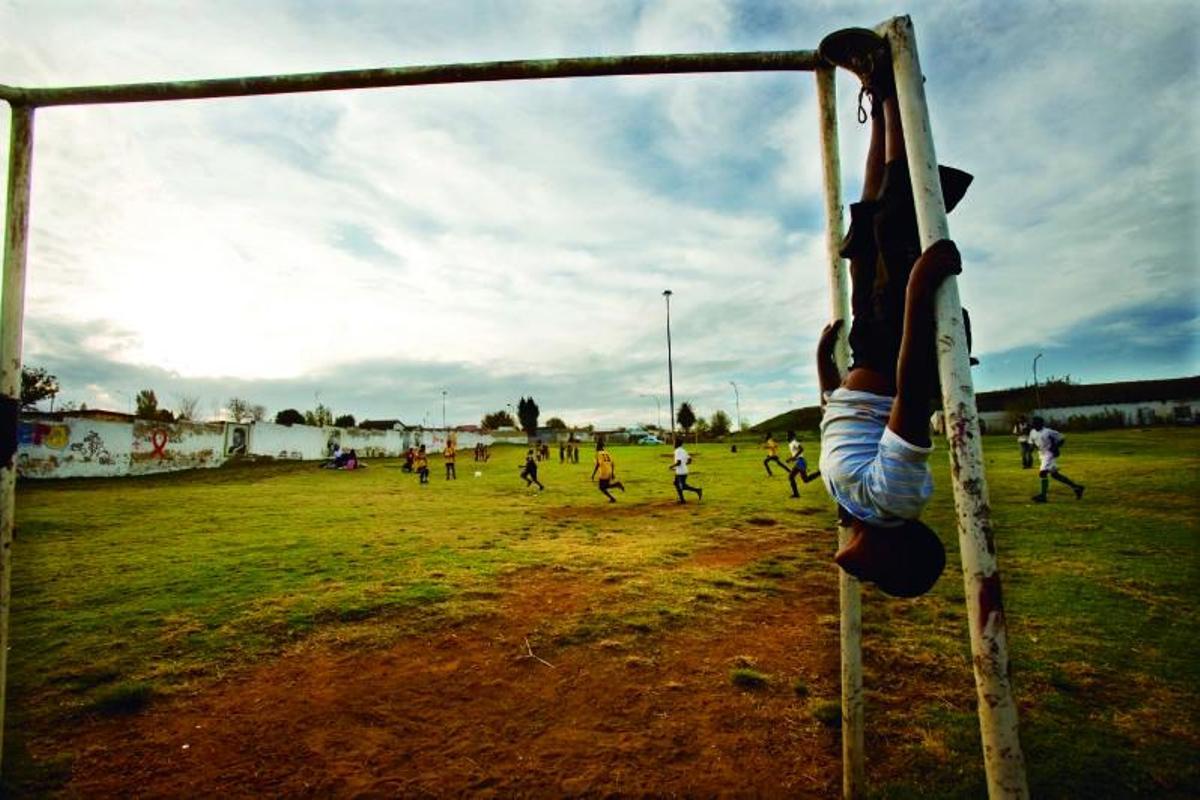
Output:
[
  {"xmin": 517, "ymin": 396, "xmax": 540, "ymax": 435},
  {"xmin": 334, "ymin": 414, "xmax": 356, "ymax": 428},
  {"xmin": 175, "ymin": 394, "xmax": 200, "ymax": 421},
  {"xmin": 136, "ymin": 389, "xmax": 159, "ymax": 418},
  {"xmin": 695, "ymin": 417, "xmax": 710, "ymax": 436},
  {"xmin": 481, "ymin": 410, "xmax": 516, "ymax": 430},
  {"xmin": 21, "ymin": 366, "xmax": 60, "ymax": 409},
  {"xmin": 226, "ymin": 398, "xmax": 265, "ymax": 423},
  {"xmin": 710, "ymin": 409, "xmax": 732, "ymax": 437},
  {"xmin": 677, "ymin": 401, "xmax": 696, "ymax": 433},
  {"xmin": 304, "ymin": 404, "xmax": 333, "ymax": 427},
  {"xmin": 545, "ymin": 416, "xmax": 567, "ymax": 430},
  {"xmin": 275, "ymin": 408, "xmax": 305, "ymax": 426}
]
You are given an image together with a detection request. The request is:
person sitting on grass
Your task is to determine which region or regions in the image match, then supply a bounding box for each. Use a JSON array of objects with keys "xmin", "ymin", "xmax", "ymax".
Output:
[
  {"xmin": 591, "ymin": 439, "xmax": 625, "ymax": 503},
  {"xmin": 1028, "ymin": 417, "xmax": 1085, "ymax": 503},
  {"xmin": 520, "ymin": 448, "xmax": 545, "ymax": 491},
  {"xmin": 414, "ymin": 445, "xmax": 430, "ymax": 485},
  {"xmin": 785, "ymin": 431, "xmax": 821, "ymax": 499},
  {"xmin": 668, "ymin": 437, "xmax": 703, "ymax": 504},
  {"xmin": 402, "ymin": 447, "xmax": 415, "ymax": 473},
  {"xmin": 814, "ymin": 26, "xmax": 978, "ymax": 598}
]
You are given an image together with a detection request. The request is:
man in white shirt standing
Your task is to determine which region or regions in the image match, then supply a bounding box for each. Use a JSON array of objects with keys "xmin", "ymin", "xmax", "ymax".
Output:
[
  {"xmin": 1028, "ymin": 416, "xmax": 1084, "ymax": 503},
  {"xmin": 669, "ymin": 438, "xmax": 703, "ymax": 504}
]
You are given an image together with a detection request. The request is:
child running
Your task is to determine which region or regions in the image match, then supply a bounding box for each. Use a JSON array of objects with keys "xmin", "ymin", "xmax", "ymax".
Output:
[
  {"xmin": 814, "ymin": 26, "xmax": 976, "ymax": 598},
  {"xmin": 591, "ymin": 439, "xmax": 625, "ymax": 502},
  {"xmin": 762, "ymin": 433, "xmax": 788, "ymax": 476},
  {"xmin": 520, "ymin": 448, "xmax": 545, "ymax": 491},
  {"xmin": 785, "ymin": 430, "xmax": 821, "ymax": 498},
  {"xmin": 1028, "ymin": 417, "xmax": 1085, "ymax": 502},
  {"xmin": 414, "ymin": 445, "xmax": 430, "ymax": 485},
  {"xmin": 668, "ymin": 438, "xmax": 703, "ymax": 504}
]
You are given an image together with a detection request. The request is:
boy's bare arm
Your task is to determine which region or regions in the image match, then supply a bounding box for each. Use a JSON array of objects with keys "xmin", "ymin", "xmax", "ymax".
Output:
[
  {"xmin": 888, "ymin": 239, "xmax": 961, "ymax": 447},
  {"xmin": 817, "ymin": 319, "xmax": 845, "ymax": 398}
]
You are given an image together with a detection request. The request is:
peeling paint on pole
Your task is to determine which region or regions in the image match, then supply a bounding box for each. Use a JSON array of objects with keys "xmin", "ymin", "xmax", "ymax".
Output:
[
  {"xmin": 815, "ymin": 65, "xmax": 863, "ymax": 799},
  {"xmin": 0, "ymin": 102, "xmax": 35, "ymax": 776},
  {"xmin": 0, "ymin": 51, "xmax": 820, "ymax": 108},
  {"xmin": 881, "ymin": 16, "xmax": 1029, "ymax": 799}
]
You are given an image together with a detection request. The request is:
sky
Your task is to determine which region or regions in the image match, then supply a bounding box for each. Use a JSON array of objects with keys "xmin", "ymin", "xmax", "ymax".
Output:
[{"xmin": 1, "ymin": 0, "xmax": 1197, "ymax": 428}]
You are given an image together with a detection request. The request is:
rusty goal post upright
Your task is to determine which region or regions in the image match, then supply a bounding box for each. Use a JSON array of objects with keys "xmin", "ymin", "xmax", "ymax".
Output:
[{"xmin": 1, "ymin": 16, "xmax": 1027, "ymax": 797}]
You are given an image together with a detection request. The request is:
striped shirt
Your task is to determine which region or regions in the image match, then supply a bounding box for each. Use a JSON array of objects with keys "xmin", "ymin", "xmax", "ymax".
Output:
[{"xmin": 819, "ymin": 388, "xmax": 934, "ymax": 527}]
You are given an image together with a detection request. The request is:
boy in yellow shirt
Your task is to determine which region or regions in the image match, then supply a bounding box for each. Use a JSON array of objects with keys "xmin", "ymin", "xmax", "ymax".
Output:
[
  {"xmin": 443, "ymin": 439, "xmax": 457, "ymax": 480},
  {"xmin": 591, "ymin": 440, "xmax": 626, "ymax": 502},
  {"xmin": 414, "ymin": 445, "xmax": 430, "ymax": 484},
  {"xmin": 762, "ymin": 433, "xmax": 787, "ymax": 476}
]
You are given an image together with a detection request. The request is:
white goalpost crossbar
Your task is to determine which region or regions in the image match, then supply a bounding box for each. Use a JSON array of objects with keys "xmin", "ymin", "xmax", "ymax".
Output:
[{"xmin": 0, "ymin": 15, "xmax": 1026, "ymax": 797}]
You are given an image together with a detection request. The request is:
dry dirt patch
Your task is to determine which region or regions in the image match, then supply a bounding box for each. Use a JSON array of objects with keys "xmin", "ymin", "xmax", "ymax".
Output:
[{"xmin": 60, "ymin": 569, "xmax": 842, "ymax": 797}]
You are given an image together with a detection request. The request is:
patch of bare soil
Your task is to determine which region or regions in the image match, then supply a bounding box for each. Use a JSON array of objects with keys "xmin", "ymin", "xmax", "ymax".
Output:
[{"xmin": 58, "ymin": 569, "xmax": 842, "ymax": 797}]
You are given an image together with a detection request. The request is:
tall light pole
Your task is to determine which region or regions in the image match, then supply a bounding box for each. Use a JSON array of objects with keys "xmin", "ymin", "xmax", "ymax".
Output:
[
  {"xmin": 729, "ymin": 381, "xmax": 741, "ymax": 432},
  {"xmin": 640, "ymin": 394, "xmax": 662, "ymax": 430},
  {"xmin": 663, "ymin": 290, "xmax": 676, "ymax": 442},
  {"xmin": 1032, "ymin": 353, "xmax": 1044, "ymax": 413},
  {"xmin": 441, "ymin": 389, "xmax": 447, "ymax": 432}
]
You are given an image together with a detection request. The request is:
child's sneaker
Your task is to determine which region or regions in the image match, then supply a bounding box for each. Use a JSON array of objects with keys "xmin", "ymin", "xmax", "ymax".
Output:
[
  {"xmin": 1074, "ymin": 486, "xmax": 1085, "ymax": 500},
  {"xmin": 1031, "ymin": 494, "xmax": 1048, "ymax": 503}
]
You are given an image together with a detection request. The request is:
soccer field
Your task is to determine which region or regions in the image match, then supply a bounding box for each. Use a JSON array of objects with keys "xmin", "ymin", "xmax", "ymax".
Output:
[{"xmin": 7, "ymin": 430, "xmax": 1199, "ymax": 797}]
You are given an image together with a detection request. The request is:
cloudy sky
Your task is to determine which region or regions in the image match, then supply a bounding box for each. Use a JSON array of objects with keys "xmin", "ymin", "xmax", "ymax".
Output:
[{"xmin": 2, "ymin": 0, "xmax": 1197, "ymax": 428}]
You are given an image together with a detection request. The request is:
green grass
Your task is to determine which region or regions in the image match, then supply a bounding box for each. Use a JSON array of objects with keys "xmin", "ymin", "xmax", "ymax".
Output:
[{"xmin": 8, "ymin": 430, "xmax": 1200, "ymax": 797}]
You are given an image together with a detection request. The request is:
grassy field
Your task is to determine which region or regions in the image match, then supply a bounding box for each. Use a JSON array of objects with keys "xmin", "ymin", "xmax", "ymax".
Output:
[{"xmin": 6, "ymin": 429, "xmax": 1199, "ymax": 797}]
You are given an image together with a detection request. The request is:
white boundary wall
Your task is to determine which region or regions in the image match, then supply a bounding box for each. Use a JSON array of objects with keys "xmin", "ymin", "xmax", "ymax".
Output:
[{"xmin": 16, "ymin": 415, "xmax": 493, "ymax": 479}]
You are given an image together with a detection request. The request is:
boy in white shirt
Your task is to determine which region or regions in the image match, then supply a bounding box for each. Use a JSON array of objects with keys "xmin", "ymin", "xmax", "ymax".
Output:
[
  {"xmin": 1028, "ymin": 417, "xmax": 1084, "ymax": 502},
  {"xmin": 815, "ymin": 27, "xmax": 977, "ymax": 597},
  {"xmin": 785, "ymin": 430, "xmax": 821, "ymax": 499},
  {"xmin": 668, "ymin": 439, "xmax": 703, "ymax": 504}
]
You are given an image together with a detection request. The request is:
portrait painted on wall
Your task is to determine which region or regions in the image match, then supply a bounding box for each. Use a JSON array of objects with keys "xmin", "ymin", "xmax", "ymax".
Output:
[{"xmin": 226, "ymin": 424, "xmax": 249, "ymax": 456}]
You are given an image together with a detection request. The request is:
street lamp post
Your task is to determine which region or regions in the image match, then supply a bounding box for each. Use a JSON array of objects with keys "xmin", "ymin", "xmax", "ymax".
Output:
[
  {"xmin": 1032, "ymin": 353, "xmax": 1044, "ymax": 413},
  {"xmin": 442, "ymin": 389, "xmax": 447, "ymax": 432},
  {"xmin": 640, "ymin": 394, "xmax": 662, "ymax": 430},
  {"xmin": 663, "ymin": 290, "xmax": 676, "ymax": 442},
  {"xmin": 729, "ymin": 381, "xmax": 741, "ymax": 432}
]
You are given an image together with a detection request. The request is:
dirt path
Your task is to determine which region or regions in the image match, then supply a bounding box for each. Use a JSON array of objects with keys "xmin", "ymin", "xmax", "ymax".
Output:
[{"xmin": 60, "ymin": 545, "xmax": 842, "ymax": 797}]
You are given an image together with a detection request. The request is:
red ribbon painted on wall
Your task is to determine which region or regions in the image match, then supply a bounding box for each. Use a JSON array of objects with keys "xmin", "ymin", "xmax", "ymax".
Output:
[{"xmin": 151, "ymin": 430, "xmax": 169, "ymax": 458}]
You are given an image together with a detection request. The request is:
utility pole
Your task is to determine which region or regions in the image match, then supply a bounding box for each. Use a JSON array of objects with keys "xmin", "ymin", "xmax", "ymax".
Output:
[
  {"xmin": 729, "ymin": 381, "xmax": 741, "ymax": 432},
  {"xmin": 663, "ymin": 290, "xmax": 676, "ymax": 441},
  {"xmin": 442, "ymin": 389, "xmax": 447, "ymax": 432},
  {"xmin": 1032, "ymin": 353, "xmax": 1043, "ymax": 413}
]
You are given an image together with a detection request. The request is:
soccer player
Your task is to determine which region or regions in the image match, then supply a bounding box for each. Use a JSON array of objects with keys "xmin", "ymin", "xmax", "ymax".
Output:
[
  {"xmin": 1028, "ymin": 417, "xmax": 1084, "ymax": 502},
  {"xmin": 785, "ymin": 430, "xmax": 821, "ymax": 498},
  {"xmin": 443, "ymin": 438, "xmax": 457, "ymax": 480},
  {"xmin": 668, "ymin": 438, "xmax": 702, "ymax": 504},
  {"xmin": 520, "ymin": 448, "xmax": 545, "ymax": 490},
  {"xmin": 591, "ymin": 439, "xmax": 625, "ymax": 502},
  {"xmin": 813, "ymin": 26, "xmax": 976, "ymax": 597},
  {"xmin": 762, "ymin": 433, "xmax": 788, "ymax": 476},
  {"xmin": 414, "ymin": 445, "xmax": 430, "ymax": 485}
]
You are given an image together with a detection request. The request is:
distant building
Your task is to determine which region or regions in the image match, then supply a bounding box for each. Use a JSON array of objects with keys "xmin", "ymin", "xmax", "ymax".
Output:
[{"xmin": 359, "ymin": 419, "xmax": 408, "ymax": 431}]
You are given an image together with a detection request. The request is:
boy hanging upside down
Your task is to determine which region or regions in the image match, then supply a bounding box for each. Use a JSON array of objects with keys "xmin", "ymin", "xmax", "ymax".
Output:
[{"xmin": 815, "ymin": 27, "xmax": 975, "ymax": 598}]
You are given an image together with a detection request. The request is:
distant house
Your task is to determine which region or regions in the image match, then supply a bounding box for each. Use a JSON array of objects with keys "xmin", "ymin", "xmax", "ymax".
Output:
[
  {"xmin": 359, "ymin": 419, "xmax": 407, "ymax": 431},
  {"xmin": 976, "ymin": 376, "xmax": 1200, "ymax": 430}
]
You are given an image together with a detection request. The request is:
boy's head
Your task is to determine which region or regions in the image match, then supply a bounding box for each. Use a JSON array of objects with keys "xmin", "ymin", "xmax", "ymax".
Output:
[
  {"xmin": 787, "ymin": 430, "xmax": 796, "ymax": 441},
  {"xmin": 836, "ymin": 517, "xmax": 946, "ymax": 598},
  {"xmin": 674, "ymin": 437, "xmax": 682, "ymax": 447},
  {"xmin": 1031, "ymin": 416, "xmax": 1045, "ymax": 431}
]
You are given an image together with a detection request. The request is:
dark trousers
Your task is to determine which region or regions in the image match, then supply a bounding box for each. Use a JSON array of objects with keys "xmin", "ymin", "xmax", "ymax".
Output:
[
  {"xmin": 1020, "ymin": 441, "xmax": 1034, "ymax": 469},
  {"xmin": 674, "ymin": 474, "xmax": 700, "ymax": 502}
]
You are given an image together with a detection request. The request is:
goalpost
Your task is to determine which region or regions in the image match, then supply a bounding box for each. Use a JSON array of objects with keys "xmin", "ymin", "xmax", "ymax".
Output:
[{"xmin": 0, "ymin": 15, "xmax": 1027, "ymax": 797}]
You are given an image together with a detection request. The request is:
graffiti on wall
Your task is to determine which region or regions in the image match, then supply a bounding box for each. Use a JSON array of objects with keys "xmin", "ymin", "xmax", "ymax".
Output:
[
  {"xmin": 18, "ymin": 421, "xmax": 70, "ymax": 450},
  {"xmin": 69, "ymin": 430, "xmax": 115, "ymax": 465}
]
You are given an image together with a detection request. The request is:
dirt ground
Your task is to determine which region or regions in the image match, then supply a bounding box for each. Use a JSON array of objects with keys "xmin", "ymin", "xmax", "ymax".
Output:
[{"xmin": 54, "ymin": 543, "xmax": 844, "ymax": 798}]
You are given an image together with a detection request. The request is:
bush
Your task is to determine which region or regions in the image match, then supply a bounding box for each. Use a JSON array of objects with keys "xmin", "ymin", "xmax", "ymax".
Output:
[{"xmin": 730, "ymin": 668, "xmax": 770, "ymax": 690}]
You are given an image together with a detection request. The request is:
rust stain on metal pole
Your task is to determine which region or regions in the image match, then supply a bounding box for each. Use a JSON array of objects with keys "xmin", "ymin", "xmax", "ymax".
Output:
[
  {"xmin": 0, "ymin": 51, "xmax": 819, "ymax": 108},
  {"xmin": 883, "ymin": 15, "xmax": 1029, "ymax": 799},
  {"xmin": 0, "ymin": 103, "xmax": 35, "ymax": 776}
]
